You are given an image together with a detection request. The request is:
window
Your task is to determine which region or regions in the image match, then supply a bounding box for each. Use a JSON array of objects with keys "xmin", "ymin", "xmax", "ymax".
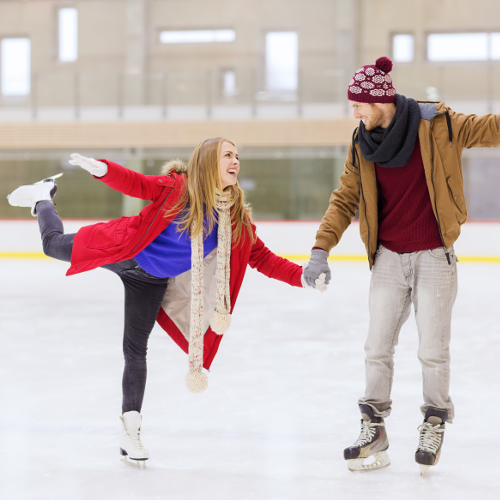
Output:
[
  {"xmin": 427, "ymin": 32, "xmax": 500, "ymax": 62},
  {"xmin": 159, "ymin": 30, "xmax": 235, "ymax": 44},
  {"xmin": 393, "ymin": 34, "xmax": 414, "ymax": 62},
  {"xmin": 491, "ymin": 33, "xmax": 500, "ymax": 60},
  {"xmin": 222, "ymin": 69, "xmax": 236, "ymax": 97},
  {"xmin": 1, "ymin": 38, "xmax": 31, "ymax": 96},
  {"xmin": 58, "ymin": 8, "xmax": 78, "ymax": 62},
  {"xmin": 265, "ymin": 31, "xmax": 298, "ymax": 93}
]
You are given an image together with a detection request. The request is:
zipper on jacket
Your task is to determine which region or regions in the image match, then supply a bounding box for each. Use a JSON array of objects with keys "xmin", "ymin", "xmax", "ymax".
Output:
[
  {"xmin": 428, "ymin": 110, "xmax": 451, "ymax": 265},
  {"xmin": 130, "ymin": 187, "xmax": 174, "ymax": 253},
  {"xmin": 352, "ymin": 129, "xmax": 372, "ymax": 265},
  {"xmin": 445, "ymin": 110, "xmax": 453, "ymax": 147},
  {"xmin": 359, "ymin": 163, "xmax": 371, "ymax": 264}
]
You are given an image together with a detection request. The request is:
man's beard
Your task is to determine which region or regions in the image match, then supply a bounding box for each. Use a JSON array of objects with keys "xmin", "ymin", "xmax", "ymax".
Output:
[{"xmin": 364, "ymin": 106, "xmax": 385, "ymax": 130}]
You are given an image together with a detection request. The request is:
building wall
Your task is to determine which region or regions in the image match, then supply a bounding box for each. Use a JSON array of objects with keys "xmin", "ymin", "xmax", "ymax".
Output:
[
  {"xmin": 1, "ymin": 0, "xmax": 500, "ymax": 106},
  {"xmin": 360, "ymin": 0, "xmax": 500, "ymax": 102},
  {"xmin": 2, "ymin": 0, "xmax": 500, "ymax": 221}
]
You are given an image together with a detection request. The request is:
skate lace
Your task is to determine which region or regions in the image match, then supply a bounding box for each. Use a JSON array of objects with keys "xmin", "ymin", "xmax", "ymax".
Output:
[
  {"xmin": 417, "ymin": 422, "xmax": 444, "ymax": 454},
  {"xmin": 127, "ymin": 427, "xmax": 144, "ymax": 450},
  {"xmin": 353, "ymin": 420, "xmax": 383, "ymax": 447}
]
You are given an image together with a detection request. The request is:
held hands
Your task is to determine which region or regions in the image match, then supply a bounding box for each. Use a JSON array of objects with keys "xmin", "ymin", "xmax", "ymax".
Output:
[
  {"xmin": 69, "ymin": 153, "xmax": 107, "ymax": 177},
  {"xmin": 301, "ymin": 248, "xmax": 331, "ymax": 292}
]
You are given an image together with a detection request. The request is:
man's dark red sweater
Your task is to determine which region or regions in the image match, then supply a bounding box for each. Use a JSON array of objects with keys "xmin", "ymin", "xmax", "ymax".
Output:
[{"xmin": 376, "ymin": 140, "xmax": 443, "ymax": 253}]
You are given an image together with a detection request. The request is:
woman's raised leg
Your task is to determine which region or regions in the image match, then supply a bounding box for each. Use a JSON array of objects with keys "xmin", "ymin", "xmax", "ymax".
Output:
[{"xmin": 36, "ymin": 200, "xmax": 75, "ymax": 262}]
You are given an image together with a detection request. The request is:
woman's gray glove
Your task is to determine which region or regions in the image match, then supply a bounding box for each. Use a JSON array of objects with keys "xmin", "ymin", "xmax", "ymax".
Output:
[{"xmin": 303, "ymin": 249, "xmax": 331, "ymax": 288}]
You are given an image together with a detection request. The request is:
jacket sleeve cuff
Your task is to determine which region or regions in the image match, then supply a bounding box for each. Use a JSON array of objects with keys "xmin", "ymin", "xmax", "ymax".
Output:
[
  {"xmin": 94, "ymin": 159, "xmax": 120, "ymax": 183},
  {"xmin": 313, "ymin": 237, "xmax": 335, "ymax": 253}
]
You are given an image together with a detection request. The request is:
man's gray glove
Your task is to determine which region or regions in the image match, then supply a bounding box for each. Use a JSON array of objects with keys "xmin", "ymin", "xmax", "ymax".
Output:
[{"xmin": 303, "ymin": 248, "xmax": 331, "ymax": 288}]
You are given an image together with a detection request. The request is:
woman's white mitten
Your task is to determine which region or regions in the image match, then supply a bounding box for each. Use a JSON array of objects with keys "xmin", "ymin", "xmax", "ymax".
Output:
[
  {"xmin": 69, "ymin": 153, "xmax": 108, "ymax": 177},
  {"xmin": 301, "ymin": 262, "xmax": 328, "ymax": 292}
]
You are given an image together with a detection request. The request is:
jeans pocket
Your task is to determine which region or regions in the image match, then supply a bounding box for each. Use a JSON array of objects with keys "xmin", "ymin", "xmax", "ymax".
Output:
[
  {"xmin": 428, "ymin": 246, "xmax": 454, "ymax": 260},
  {"xmin": 375, "ymin": 244, "xmax": 386, "ymax": 257}
]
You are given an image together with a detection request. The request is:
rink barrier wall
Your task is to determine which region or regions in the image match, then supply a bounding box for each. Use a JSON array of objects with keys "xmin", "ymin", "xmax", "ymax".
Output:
[
  {"xmin": 1, "ymin": 219, "xmax": 500, "ymax": 262},
  {"xmin": 2, "ymin": 253, "xmax": 500, "ymax": 263}
]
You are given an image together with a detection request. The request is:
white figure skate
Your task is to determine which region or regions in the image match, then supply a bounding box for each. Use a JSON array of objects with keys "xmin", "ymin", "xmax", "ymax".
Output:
[
  {"xmin": 120, "ymin": 411, "xmax": 149, "ymax": 470},
  {"xmin": 7, "ymin": 173, "xmax": 63, "ymax": 216}
]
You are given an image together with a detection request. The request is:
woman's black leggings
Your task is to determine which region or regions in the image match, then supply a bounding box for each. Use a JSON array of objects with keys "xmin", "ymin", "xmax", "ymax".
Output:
[{"xmin": 37, "ymin": 201, "xmax": 168, "ymax": 414}]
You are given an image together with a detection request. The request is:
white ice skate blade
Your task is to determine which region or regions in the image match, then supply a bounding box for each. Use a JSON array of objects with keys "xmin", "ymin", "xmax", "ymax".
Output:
[
  {"xmin": 420, "ymin": 465, "xmax": 430, "ymax": 476},
  {"xmin": 347, "ymin": 450, "xmax": 391, "ymax": 472},
  {"xmin": 121, "ymin": 456, "xmax": 147, "ymax": 470}
]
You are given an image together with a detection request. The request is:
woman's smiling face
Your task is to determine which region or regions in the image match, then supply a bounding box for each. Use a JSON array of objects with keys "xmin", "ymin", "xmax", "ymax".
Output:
[{"xmin": 219, "ymin": 141, "xmax": 239, "ymax": 189}]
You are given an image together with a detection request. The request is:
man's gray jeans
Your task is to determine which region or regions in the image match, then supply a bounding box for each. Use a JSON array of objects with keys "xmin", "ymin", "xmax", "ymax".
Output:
[{"xmin": 358, "ymin": 244, "xmax": 457, "ymax": 422}]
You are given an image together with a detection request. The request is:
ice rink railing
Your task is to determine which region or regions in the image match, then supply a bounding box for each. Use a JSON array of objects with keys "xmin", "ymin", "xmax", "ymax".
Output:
[{"xmin": 0, "ymin": 69, "xmax": 346, "ymax": 121}]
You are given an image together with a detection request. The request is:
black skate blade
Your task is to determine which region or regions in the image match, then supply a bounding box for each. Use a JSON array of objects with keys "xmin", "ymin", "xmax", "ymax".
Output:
[{"xmin": 120, "ymin": 448, "xmax": 148, "ymax": 461}]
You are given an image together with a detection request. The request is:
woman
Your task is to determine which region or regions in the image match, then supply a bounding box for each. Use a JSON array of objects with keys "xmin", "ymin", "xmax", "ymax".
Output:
[{"xmin": 7, "ymin": 137, "xmax": 327, "ymax": 469}]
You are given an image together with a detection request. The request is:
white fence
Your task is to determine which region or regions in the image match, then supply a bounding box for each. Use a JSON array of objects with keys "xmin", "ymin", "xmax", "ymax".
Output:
[{"xmin": 1, "ymin": 219, "xmax": 499, "ymax": 262}]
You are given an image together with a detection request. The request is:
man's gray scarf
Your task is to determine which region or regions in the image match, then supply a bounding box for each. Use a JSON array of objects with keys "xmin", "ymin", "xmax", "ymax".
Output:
[{"xmin": 357, "ymin": 94, "xmax": 421, "ymax": 168}]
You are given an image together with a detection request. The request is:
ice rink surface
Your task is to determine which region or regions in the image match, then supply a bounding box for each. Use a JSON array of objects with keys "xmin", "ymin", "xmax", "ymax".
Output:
[{"xmin": 1, "ymin": 257, "xmax": 499, "ymax": 500}]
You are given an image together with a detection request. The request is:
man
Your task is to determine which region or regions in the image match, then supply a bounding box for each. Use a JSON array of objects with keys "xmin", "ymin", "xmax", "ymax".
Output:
[{"xmin": 303, "ymin": 56, "xmax": 500, "ymax": 475}]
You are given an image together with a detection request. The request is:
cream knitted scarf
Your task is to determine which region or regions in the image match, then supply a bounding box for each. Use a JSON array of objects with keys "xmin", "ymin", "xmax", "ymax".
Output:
[{"xmin": 185, "ymin": 191, "xmax": 234, "ymax": 393}]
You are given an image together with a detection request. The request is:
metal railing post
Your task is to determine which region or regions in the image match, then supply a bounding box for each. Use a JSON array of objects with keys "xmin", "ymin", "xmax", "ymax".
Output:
[
  {"xmin": 31, "ymin": 73, "xmax": 37, "ymax": 120},
  {"xmin": 206, "ymin": 70, "xmax": 212, "ymax": 119},
  {"xmin": 161, "ymin": 71, "xmax": 168, "ymax": 119},
  {"xmin": 74, "ymin": 72, "xmax": 80, "ymax": 120},
  {"xmin": 117, "ymin": 72, "xmax": 123, "ymax": 119},
  {"xmin": 297, "ymin": 69, "xmax": 303, "ymax": 118},
  {"xmin": 251, "ymin": 69, "xmax": 257, "ymax": 118},
  {"xmin": 488, "ymin": 62, "xmax": 493, "ymax": 114}
]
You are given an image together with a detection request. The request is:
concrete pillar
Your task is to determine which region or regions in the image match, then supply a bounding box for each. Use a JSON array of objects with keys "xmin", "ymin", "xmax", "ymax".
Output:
[
  {"xmin": 122, "ymin": 2, "xmax": 146, "ymax": 213},
  {"xmin": 124, "ymin": 0, "xmax": 147, "ymax": 106},
  {"xmin": 122, "ymin": 148, "xmax": 145, "ymax": 216}
]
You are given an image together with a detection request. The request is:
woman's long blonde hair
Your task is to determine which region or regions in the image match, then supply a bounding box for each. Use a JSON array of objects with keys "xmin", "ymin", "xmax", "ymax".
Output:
[{"xmin": 162, "ymin": 137, "xmax": 255, "ymax": 245}]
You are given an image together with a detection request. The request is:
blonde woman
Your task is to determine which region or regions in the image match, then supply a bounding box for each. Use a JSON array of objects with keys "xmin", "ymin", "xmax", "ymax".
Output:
[{"xmin": 7, "ymin": 137, "xmax": 327, "ymax": 468}]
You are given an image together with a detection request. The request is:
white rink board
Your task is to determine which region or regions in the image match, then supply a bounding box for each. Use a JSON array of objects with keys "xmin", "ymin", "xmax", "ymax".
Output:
[{"xmin": 1, "ymin": 219, "xmax": 500, "ymax": 258}]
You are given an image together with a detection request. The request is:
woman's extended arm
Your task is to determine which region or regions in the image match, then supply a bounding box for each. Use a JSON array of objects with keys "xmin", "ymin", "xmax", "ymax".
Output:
[
  {"xmin": 69, "ymin": 153, "xmax": 165, "ymax": 201},
  {"xmin": 248, "ymin": 237, "xmax": 303, "ymax": 287}
]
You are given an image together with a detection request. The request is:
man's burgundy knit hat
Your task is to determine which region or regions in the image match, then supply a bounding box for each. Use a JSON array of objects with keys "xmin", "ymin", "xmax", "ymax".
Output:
[{"xmin": 347, "ymin": 57, "xmax": 396, "ymax": 103}]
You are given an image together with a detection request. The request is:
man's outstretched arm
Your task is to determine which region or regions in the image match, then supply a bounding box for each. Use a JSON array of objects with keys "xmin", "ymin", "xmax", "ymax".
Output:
[{"xmin": 303, "ymin": 143, "xmax": 361, "ymax": 288}]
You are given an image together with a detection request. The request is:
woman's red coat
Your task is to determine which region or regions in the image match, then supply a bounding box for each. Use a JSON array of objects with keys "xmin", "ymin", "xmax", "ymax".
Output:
[{"xmin": 67, "ymin": 161, "xmax": 303, "ymax": 369}]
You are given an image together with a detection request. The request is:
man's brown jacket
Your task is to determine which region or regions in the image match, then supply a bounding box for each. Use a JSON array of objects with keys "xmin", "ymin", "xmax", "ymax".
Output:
[{"xmin": 314, "ymin": 100, "xmax": 500, "ymax": 268}]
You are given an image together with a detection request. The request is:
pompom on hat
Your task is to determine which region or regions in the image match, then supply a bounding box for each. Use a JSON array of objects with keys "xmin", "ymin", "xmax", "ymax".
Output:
[{"xmin": 347, "ymin": 57, "xmax": 397, "ymax": 104}]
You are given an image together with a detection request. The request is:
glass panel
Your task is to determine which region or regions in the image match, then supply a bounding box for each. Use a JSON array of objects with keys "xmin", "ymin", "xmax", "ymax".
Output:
[
  {"xmin": 159, "ymin": 30, "xmax": 235, "ymax": 44},
  {"xmin": 465, "ymin": 158, "xmax": 500, "ymax": 219},
  {"xmin": 428, "ymin": 33, "xmax": 488, "ymax": 61},
  {"xmin": 1, "ymin": 38, "xmax": 31, "ymax": 96},
  {"xmin": 266, "ymin": 32, "xmax": 298, "ymax": 93},
  {"xmin": 0, "ymin": 148, "xmax": 346, "ymax": 219},
  {"xmin": 223, "ymin": 70, "xmax": 236, "ymax": 96},
  {"xmin": 393, "ymin": 34, "xmax": 414, "ymax": 62},
  {"xmin": 59, "ymin": 8, "xmax": 78, "ymax": 62},
  {"xmin": 490, "ymin": 33, "xmax": 500, "ymax": 60}
]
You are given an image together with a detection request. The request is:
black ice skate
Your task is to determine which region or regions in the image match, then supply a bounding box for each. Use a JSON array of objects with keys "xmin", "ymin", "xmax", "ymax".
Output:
[
  {"xmin": 7, "ymin": 173, "xmax": 63, "ymax": 216},
  {"xmin": 415, "ymin": 408, "xmax": 447, "ymax": 476},
  {"xmin": 344, "ymin": 404, "xmax": 390, "ymax": 472}
]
